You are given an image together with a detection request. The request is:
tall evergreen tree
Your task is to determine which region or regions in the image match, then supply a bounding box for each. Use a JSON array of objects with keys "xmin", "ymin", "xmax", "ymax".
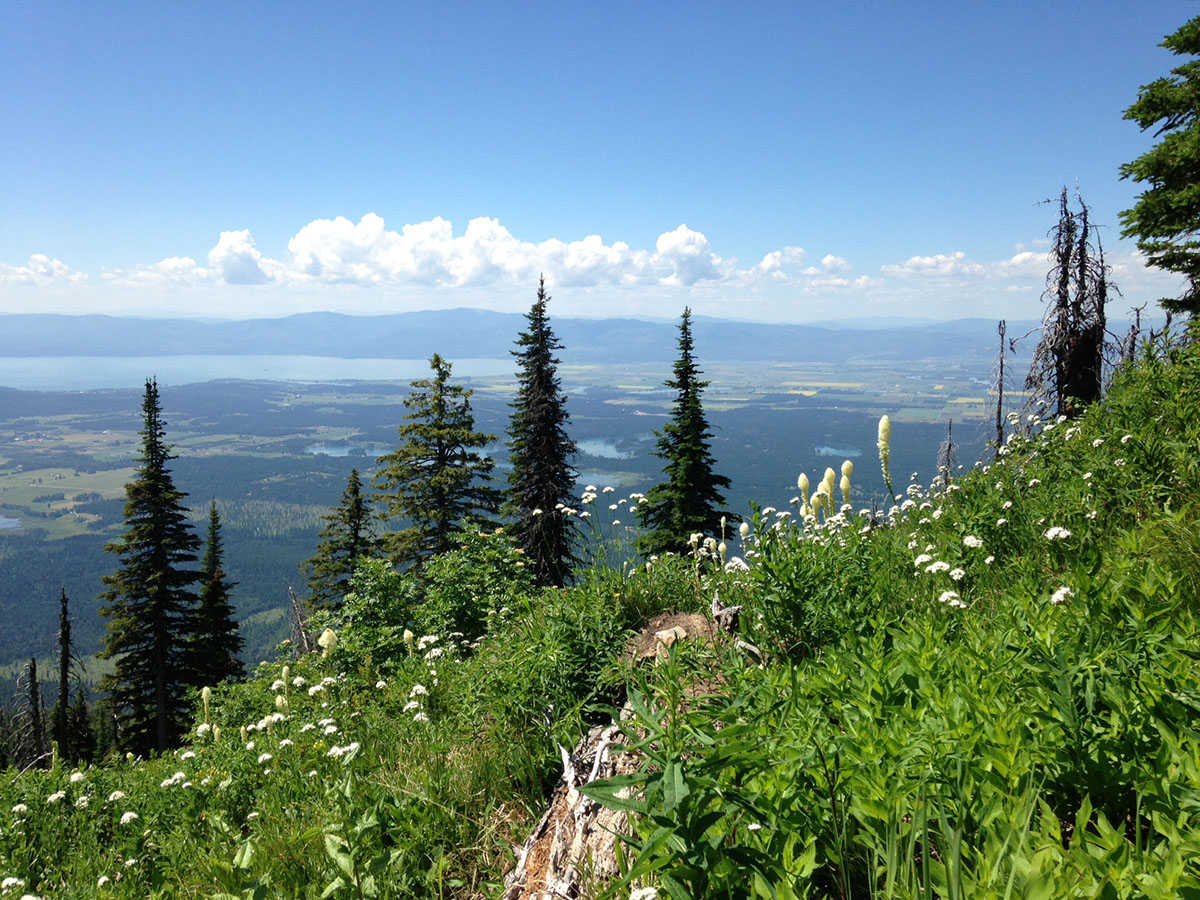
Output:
[
  {"xmin": 301, "ymin": 468, "xmax": 382, "ymax": 611},
  {"xmin": 1120, "ymin": 14, "xmax": 1200, "ymax": 317},
  {"xmin": 637, "ymin": 308, "xmax": 730, "ymax": 556},
  {"xmin": 374, "ymin": 354, "xmax": 502, "ymax": 568},
  {"xmin": 189, "ymin": 501, "xmax": 244, "ymax": 687},
  {"xmin": 99, "ymin": 378, "xmax": 202, "ymax": 756},
  {"xmin": 53, "ymin": 587, "xmax": 72, "ymax": 760},
  {"xmin": 507, "ymin": 277, "xmax": 578, "ymax": 587}
]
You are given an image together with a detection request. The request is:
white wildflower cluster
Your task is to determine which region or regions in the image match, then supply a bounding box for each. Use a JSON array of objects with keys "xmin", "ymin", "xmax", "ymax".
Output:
[
  {"xmin": 938, "ymin": 590, "xmax": 966, "ymax": 609},
  {"xmin": 327, "ymin": 741, "xmax": 361, "ymax": 759},
  {"xmin": 160, "ymin": 771, "xmax": 189, "ymax": 789},
  {"xmin": 1043, "ymin": 526, "xmax": 1073, "ymax": 541},
  {"xmin": 1051, "ymin": 586, "xmax": 1074, "ymax": 605}
]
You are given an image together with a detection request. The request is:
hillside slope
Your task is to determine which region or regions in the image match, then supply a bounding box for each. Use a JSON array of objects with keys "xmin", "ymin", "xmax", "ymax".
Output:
[{"xmin": 1, "ymin": 334, "xmax": 1198, "ymax": 898}]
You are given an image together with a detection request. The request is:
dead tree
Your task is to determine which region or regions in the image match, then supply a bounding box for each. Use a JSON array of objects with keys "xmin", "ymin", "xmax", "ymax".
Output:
[{"xmin": 1026, "ymin": 188, "xmax": 1115, "ymax": 419}]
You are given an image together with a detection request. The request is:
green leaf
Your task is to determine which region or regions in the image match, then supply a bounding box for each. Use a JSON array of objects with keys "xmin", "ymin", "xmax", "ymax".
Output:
[{"xmin": 324, "ymin": 833, "xmax": 356, "ymax": 879}]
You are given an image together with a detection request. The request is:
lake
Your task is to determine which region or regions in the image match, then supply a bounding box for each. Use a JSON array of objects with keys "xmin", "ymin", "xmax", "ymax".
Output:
[{"xmin": 0, "ymin": 356, "xmax": 515, "ymax": 391}]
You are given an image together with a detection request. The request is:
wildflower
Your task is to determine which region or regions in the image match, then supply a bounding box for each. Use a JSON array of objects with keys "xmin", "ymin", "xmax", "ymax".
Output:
[
  {"xmin": 925, "ymin": 560, "xmax": 951, "ymax": 575},
  {"xmin": 403, "ymin": 700, "xmax": 420, "ymax": 712},
  {"xmin": 984, "ymin": 555, "xmax": 995, "ymax": 565},
  {"xmin": 630, "ymin": 888, "xmax": 659, "ymax": 900},
  {"xmin": 1121, "ymin": 434, "xmax": 1133, "ymax": 444},
  {"xmin": 180, "ymin": 750, "xmax": 196, "ymax": 761},
  {"xmin": 603, "ymin": 485, "xmax": 615, "ymax": 493},
  {"xmin": 1044, "ymin": 526, "xmax": 1072, "ymax": 541},
  {"xmin": 1002, "ymin": 500, "xmax": 1013, "ymax": 510},
  {"xmin": 74, "ymin": 795, "xmax": 89, "ymax": 809},
  {"xmin": 98, "ymin": 876, "xmax": 110, "ymax": 887},
  {"xmin": 196, "ymin": 723, "xmax": 212, "ymax": 737},
  {"xmin": 1051, "ymin": 586, "xmax": 1074, "ymax": 605},
  {"xmin": 1028, "ymin": 478, "xmax": 1041, "ymax": 487},
  {"xmin": 725, "ymin": 556, "xmax": 749, "ymax": 572},
  {"xmin": 413, "ymin": 712, "xmax": 430, "ymax": 723},
  {"xmin": 996, "ymin": 517, "xmax": 1008, "ymax": 527},
  {"xmin": 962, "ymin": 535, "xmax": 983, "ymax": 549},
  {"xmin": 1, "ymin": 878, "xmax": 24, "ymax": 892},
  {"xmin": 375, "ymin": 679, "xmax": 387, "ymax": 690},
  {"xmin": 739, "ymin": 521, "xmax": 750, "ymax": 538},
  {"xmin": 120, "ymin": 811, "xmax": 139, "ymax": 825},
  {"xmin": 301, "ymin": 723, "xmax": 315, "ymax": 733},
  {"xmin": 949, "ymin": 568, "xmax": 965, "ymax": 581},
  {"xmin": 291, "ymin": 675, "xmax": 306, "ymax": 688},
  {"xmin": 937, "ymin": 590, "xmax": 962, "ymax": 606},
  {"xmin": 308, "ymin": 684, "xmax": 325, "ymax": 697},
  {"xmin": 877, "ymin": 415, "xmax": 893, "ymax": 496},
  {"xmin": 1082, "ymin": 472, "xmax": 1093, "ymax": 480},
  {"xmin": 914, "ymin": 553, "xmax": 933, "ymax": 567},
  {"xmin": 12, "ymin": 804, "xmax": 28, "ymax": 815},
  {"xmin": 612, "ymin": 519, "xmax": 621, "ymax": 526},
  {"xmin": 417, "ymin": 635, "xmax": 438, "ymax": 650},
  {"xmin": 317, "ymin": 628, "xmax": 338, "ymax": 657},
  {"xmin": 1114, "ymin": 458, "xmax": 1126, "ymax": 467},
  {"xmin": 69, "ymin": 771, "xmax": 85, "ymax": 784},
  {"xmin": 409, "ymin": 683, "xmax": 428, "ymax": 697},
  {"xmin": 324, "ymin": 725, "xmax": 338, "ymax": 735},
  {"xmin": 106, "ymin": 790, "xmax": 126, "ymax": 802},
  {"xmin": 1092, "ymin": 438, "xmax": 1104, "ymax": 448},
  {"xmin": 46, "ymin": 791, "xmax": 66, "ymax": 804},
  {"xmin": 424, "ymin": 647, "xmax": 444, "ymax": 660},
  {"xmin": 271, "ymin": 679, "xmax": 286, "ymax": 691}
]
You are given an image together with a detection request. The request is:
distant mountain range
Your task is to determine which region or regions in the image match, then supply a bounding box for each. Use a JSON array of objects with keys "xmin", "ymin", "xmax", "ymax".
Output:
[{"xmin": 0, "ymin": 310, "xmax": 1040, "ymax": 364}]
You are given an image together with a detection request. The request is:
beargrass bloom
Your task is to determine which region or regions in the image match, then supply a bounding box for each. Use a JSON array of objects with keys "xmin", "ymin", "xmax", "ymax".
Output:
[
  {"xmin": 317, "ymin": 629, "xmax": 338, "ymax": 657},
  {"xmin": 739, "ymin": 521, "xmax": 751, "ymax": 538},
  {"xmin": 877, "ymin": 415, "xmax": 894, "ymax": 496}
]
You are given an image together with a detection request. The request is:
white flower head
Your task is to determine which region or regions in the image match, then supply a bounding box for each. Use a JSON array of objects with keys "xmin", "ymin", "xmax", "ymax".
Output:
[
  {"xmin": 1051, "ymin": 586, "xmax": 1074, "ymax": 605},
  {"xmin": 46, "ymin": 791, "xmax": 66, "ymax": 804},
  {"xmin": 120, "ymin": 811, "xmax": 139, "ymax": 825},
  {"xmin": 68, "ymin": 771, "xmax": 85, "ymax": 784}
]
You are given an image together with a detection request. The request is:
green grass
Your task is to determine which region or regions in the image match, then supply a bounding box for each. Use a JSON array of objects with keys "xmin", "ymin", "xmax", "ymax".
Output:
[{"xmin": 2, "ymin": 336, "xmax": 1199, "ymax": 898}]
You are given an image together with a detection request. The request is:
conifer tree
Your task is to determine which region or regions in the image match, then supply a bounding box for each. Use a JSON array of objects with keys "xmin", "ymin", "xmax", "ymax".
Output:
[
  {"xmin": 1121, "ymin": 14, "xmax": 1200, "ymax": 317},
  {"xmin": 507, "ymin": 277, "xmax": 578, "ymax": 587},
  {"xmin": 69, "ymin": 689, "xmax": 96, "ymax": 765},
  {"xmin": 189, "ymin": 501, "xmax": 244, "ymax": 687},
  {"xmin": 637, "ymin": 308, "xmax": 730, "ymax": 556},
  {"xmin": 53, "ymin": 587, "xmax": 72, "ymax": 760},
  {"xmin": 374, "ymin": 354, "xmax": 501, "ymax": 568},
  {"xmin": 99, "ymin": 378, "xmax": 202, "ymax": 755},
  {"xmin": 301, "ymin": 468, "xmax": 381, "ymax": 610}
]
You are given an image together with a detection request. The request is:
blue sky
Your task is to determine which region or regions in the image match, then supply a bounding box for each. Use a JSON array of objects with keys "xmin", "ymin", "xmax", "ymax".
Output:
[{"xmin": 0, "ymin": 2, "xmax": 1192, "ymax": 322}]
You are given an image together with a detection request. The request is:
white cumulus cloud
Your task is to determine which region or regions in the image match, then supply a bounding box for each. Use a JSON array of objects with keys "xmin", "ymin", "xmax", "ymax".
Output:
[
  {"xmin": 0, "ymin": 254, "xmax": 86, "ymax": 285},
  {"xmin": 208, "ymin": 230, "xmax": 275, "ymax": 285}
]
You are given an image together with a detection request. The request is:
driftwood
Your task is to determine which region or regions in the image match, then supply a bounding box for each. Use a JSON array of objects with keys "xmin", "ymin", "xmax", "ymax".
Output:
[{"xmin": 503, "ymin": 604, "xmax": 762, "ymax": 898}]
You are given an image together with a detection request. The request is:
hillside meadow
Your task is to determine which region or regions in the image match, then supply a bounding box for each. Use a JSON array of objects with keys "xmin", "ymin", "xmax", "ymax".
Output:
[{"xmin": 2, "ymin": 333, "xmax": 1198, "ymax": 898}]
